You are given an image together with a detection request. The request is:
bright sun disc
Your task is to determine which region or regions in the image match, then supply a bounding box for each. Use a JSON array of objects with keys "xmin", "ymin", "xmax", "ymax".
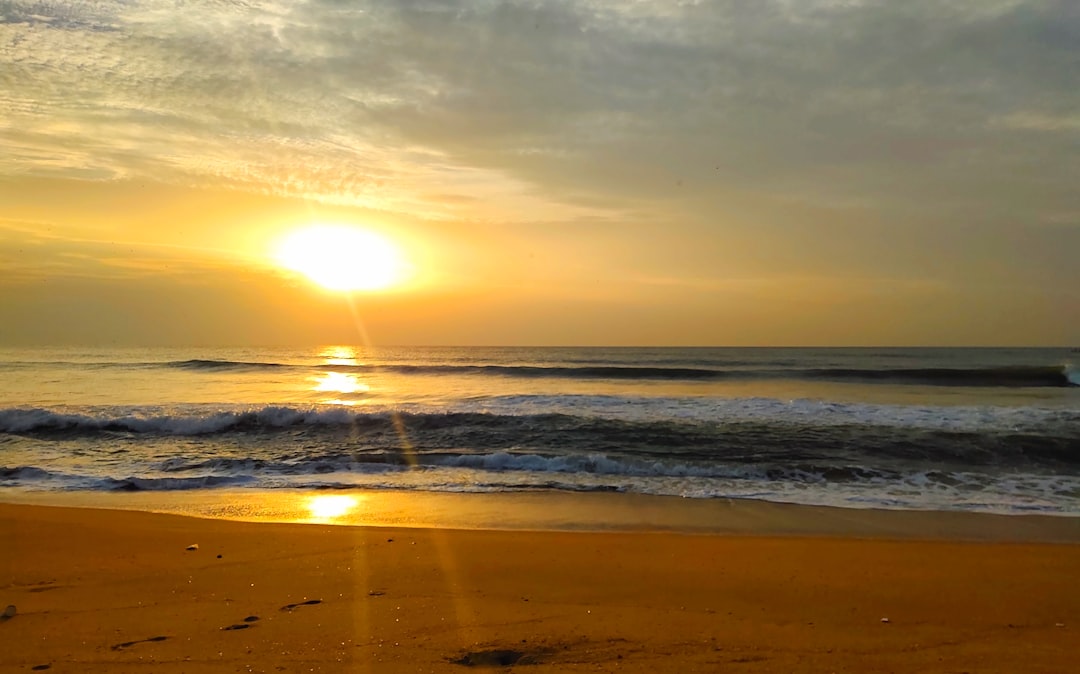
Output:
[{"xmin": 276, "ymin": 225, "xmax": 407, "ymax": 291}]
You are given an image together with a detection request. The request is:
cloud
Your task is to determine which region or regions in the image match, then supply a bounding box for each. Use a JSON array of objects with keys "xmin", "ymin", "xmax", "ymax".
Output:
[
  {"xmin": 1, "ymin": 1, "xmax": 1078, "ymax": 347},
  {"xmin": 0, "ymin": 218, "xmax": 266, "ymax": 284},
  {"xmin": 1, "ymin": 0, "xmax": 1076, "ymax": 223}
]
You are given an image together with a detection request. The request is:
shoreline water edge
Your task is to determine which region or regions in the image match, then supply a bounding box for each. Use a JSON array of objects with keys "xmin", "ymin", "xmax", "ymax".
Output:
[{"xmin": 3, "ymin": 488, "xmax": 1079, "ymax": 543}]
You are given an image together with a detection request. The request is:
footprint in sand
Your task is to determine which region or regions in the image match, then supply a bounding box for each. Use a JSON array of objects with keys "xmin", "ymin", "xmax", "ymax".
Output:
[
  {"xmin": 111, "ymin": 635, "xmax": 169, "ymax": 651},
  {"xmin": 221, "ymin": 600, "xmax": 320, "ymax": 632},
  {"xmin": 222, "ymin": 615, "xmax": 260, "ymax": 631}
]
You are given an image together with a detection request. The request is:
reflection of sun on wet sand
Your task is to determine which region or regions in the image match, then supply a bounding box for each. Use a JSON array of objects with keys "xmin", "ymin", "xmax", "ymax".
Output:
[
  {"xmin": 2, "ymin": 500, "xmax": 1079, "ymax": 673},
  {"xmin": 306, "ymin": 494, "xmax": 359, "ymax": 520}
]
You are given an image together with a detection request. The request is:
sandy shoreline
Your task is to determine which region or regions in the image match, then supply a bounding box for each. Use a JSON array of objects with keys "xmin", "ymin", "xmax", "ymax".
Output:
[
  {"xmin": 4, "ymin": 488, "xmax": 1080, "ymax": 541},
  {"xmin": 2, "ymin": 496, "xmax": 1079, "ymax": 673}
]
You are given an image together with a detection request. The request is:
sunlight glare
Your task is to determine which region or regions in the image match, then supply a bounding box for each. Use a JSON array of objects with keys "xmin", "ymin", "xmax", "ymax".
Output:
[{"xmin": 276, "ymin": 225, "xmax": 408, "ymax": 292}]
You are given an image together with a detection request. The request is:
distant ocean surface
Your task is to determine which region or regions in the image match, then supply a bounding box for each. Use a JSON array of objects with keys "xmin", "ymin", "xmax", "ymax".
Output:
[{"xmin": 1, "ymin": 346, "xmax": 1077, "ymax": 515}]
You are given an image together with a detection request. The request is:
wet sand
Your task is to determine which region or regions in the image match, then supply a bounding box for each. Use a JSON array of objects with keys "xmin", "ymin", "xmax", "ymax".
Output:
[{"xmin": 2, "ymin": 498, "xmax": 1078, "ymax": 673}]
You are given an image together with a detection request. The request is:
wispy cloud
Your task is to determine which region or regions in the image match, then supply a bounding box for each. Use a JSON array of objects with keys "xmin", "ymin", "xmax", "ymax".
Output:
[
  {"xmin": 2, "ymin": 0, "xmax": 1076, "ymax": 223},
  {"xmin": 0, "ymin": 218, "xmax": 263, "ymax": 283}
]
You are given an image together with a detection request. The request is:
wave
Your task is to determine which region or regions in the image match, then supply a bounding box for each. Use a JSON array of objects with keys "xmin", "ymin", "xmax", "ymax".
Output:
[
  {"xmin": 162, "ymin": 359, "xmax": 729, "ymax": 379},
  {"xmin": 803, "ymin": 366, "xmax": 1075, "ymax": 388},
  {"xmin": 160, "ymin": 360, "xmax": 1079, "ymax": 387},
  {"xmin": 4, "ymin": 458, "xmax": 1078, "ymax": 520},
  {"xmin": 0, "ymin": 405, "xmax": 360, "ymax": 435},
  {"xmin": 168, "ymin": 359, "xmax": 289, "ymax": 371},
  {"xmin": 0, "ymin": 466, "xmax": 256, "ymax": 491},
  {"xmin": 3, "ymin": 404, "xmax": 1078, "ymax": 469},
  {"xmin": 3, "ymin": 399, "xmax": 1077, "ymax": 433},
  {"xmin": 7, "ymin": 355, "xmax": 1073, "ymax": 387},
  {"xmin": 0, "ymin": 454, "xmax": 983, "ymax": 485}
]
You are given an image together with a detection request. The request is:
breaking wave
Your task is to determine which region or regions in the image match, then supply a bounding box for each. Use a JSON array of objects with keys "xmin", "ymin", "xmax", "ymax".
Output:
[{"xmin": 130, "ymin": 360, "xmax": 1080, "ymax": 387}]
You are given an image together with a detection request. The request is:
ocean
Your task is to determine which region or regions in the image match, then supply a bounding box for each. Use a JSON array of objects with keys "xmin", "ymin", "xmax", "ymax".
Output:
[{"xmin": 1, "ymin": 346, "xmax": 1077, "ymax": 515}]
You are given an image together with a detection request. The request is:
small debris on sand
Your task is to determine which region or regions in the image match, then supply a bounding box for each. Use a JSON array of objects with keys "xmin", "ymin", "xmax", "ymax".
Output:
[
  {"xmin": 2, "ymin": 605, "xmax": 15, "ymax": 620},
  {"xmin": 185, "ymin": 544, "xmax": 199, "ymax": 551},
  {"xmin": 880, "ymin": 618, "xmax": 890, "ymax": 624}
]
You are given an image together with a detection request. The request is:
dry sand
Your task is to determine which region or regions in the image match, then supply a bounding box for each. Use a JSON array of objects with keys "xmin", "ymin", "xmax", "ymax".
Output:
[{"xmin": 2, "ymin": 498, "xmax": 1078, "ymax": 673}]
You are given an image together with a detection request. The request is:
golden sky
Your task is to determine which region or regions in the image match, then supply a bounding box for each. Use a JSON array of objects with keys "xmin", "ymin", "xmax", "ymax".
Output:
[{"xmin": 1, "ymin": 1, "xmax": 1077, "ymax": 346}]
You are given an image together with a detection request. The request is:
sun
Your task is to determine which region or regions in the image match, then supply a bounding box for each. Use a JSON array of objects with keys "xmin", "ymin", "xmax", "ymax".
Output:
[{"xmin": 275, "ymin": 225, "xmax": 408, "ymax": 292}]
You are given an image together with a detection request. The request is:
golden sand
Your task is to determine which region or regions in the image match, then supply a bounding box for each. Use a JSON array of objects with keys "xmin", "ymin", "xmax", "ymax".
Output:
[{"xmin": 2, "ymin": 499, "xmax": 1078, "ymax": 673}]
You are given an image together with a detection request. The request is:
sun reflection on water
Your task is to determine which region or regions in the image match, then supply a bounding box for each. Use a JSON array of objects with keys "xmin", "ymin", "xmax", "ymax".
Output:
[
  {"xmin": 319, "ymin": 345, "xmax": 360, "ymax": 366},
  {"xmin": 313, "ymin": 371, "xmax": 368, "ymax": 394},
  {"xmin": 313, "ymin": 347, "xmax": 371, "ymax": 404}
]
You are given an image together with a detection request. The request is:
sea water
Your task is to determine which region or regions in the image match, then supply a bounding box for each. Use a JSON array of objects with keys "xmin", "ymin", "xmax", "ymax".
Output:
[{"xmin": 1, "ymin": 346, "xmax": 1077, "ymax": 515}]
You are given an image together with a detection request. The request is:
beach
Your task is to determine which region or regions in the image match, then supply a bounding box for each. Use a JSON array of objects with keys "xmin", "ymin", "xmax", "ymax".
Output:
[
  {"xmin": 3, "ymin": 346, "xmax": 1078, "ymax": 671},
  {"xmin": 5, "ymin": 0, "xmax": 1079, "ymax": 669},
  {"xmin": 3, "ymin": 495, "xmax": 1079, "ymax": 673}
]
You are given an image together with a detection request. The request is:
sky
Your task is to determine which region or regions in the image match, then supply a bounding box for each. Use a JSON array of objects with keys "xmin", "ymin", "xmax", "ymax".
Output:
[{"xmin": 1, "ymin": 0, "xmax": 1077, "ymax": 346}]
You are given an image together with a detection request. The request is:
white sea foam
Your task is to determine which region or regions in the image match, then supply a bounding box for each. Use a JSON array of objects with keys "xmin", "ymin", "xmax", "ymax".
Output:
[
  {"xmin": 1066, "ymin": 364, "xmax": 1079, "ymax": 387},
  {"xmin": 5, "ymin": 452, "xmax": 1078, "ymax": 515},
  {"xmin": 0, "ymin": 405, "xmax": 378, "ymax": 435},
  {"xmin": 1, "ymin": 396, "xmax": 1075, "ymax": 436},
  {"xmin": 471, "ymin": 394, "xmax": 1078, "ymax": 432}
]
